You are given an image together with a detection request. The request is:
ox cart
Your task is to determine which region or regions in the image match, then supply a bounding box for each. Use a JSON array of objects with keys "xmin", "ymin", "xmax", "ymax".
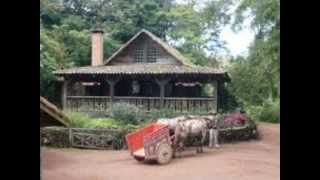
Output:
[{"xmin": 126, "ymin": 123, "xmax": 174, "ymax": 164}]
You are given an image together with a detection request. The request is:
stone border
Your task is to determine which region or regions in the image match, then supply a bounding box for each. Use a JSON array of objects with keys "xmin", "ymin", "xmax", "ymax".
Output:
[{"xmin": 40, "ymin": 125, "xmax": 258, "ymax": 150}]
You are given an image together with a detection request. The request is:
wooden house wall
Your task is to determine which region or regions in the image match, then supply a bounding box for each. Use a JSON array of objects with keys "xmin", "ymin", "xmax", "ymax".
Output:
[{"xmin": 108, "ymin": 34, "xmax": 181, "ymax": 65}]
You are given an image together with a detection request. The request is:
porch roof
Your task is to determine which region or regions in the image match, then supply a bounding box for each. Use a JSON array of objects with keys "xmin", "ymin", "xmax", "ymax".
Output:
[{"xmin": 54, "ymin": 64, "xmax": 229, "ymax": 80}]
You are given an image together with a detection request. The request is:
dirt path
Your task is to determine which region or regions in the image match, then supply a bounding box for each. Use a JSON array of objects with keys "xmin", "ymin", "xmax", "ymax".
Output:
[{"xmin": 41, "ymin": 123, "xmax": 280, "ymax": 180}]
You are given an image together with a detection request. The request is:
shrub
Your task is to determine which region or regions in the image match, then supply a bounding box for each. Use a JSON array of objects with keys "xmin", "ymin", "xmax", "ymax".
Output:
[
  {"xmin": 109, "ymin": 103, "xmax": 142, "ymax": 124},
  {"xmin": 259, "ymin": 98, "xmax": 280, "ymax": 123},
  {"xmin": 136, "ymin": 107, "xmax": 212, "ymax": 123},
  {"xmin": 246, "ymin": 98, "xmax": 280, "ymax": 123},
  {"xmin": 143, "ymin": 108, "xmax": 178, "ymax": 120},
  {"xmin": 65, "ymin": 111, "xmax": 137, "ymax": 129},
  {"xmin": 246, "ymin": 105, "xmax": 263, "ymax": 122},
  {"xmin": 84, "ymin": 118, "xmax": 121, "ymax": 129},
  {"xmin": 65, "ymin": 111, "xmax": 91, "ymax": 127}
]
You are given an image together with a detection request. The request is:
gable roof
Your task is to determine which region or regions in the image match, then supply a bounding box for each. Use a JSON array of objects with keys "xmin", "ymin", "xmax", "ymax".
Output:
[
  {"xmin": 104, "ymin": 29, "xmax": 193, "ymax": 66},
  {"xmin": 54, "ymin": 29, "xmax": 230, "ymax": 82}
]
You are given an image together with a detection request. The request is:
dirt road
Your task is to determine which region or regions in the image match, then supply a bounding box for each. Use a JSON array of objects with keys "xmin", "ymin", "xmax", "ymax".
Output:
[{"xmin": 42, "ymin": 123, "xmax": 280, "ymax": 180}]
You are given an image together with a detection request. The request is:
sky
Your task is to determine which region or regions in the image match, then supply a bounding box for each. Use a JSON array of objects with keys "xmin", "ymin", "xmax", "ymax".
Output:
[
  {"xmin": 220, "ymin": 20, "xmax": 254, "ymax": 57},
  {"xmin": 219, "ymin": 3, "xmax": 255, "ymax": 57},
  {"xmin": 175, "ymin": 0, "xmax": 255, "ymax": 57}
]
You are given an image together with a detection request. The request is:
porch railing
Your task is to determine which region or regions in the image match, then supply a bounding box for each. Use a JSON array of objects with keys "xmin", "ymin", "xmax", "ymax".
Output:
[{"xmin": 66, "ymin": 96, "xmax": 217, "ymax": 113}]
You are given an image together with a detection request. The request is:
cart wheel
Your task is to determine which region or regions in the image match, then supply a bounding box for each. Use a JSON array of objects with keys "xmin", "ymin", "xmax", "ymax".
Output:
[
  {"xmin": 134, "ymin": 156, "xmax": 145, "ymax": 162},
  {"xmin": 156, "ymin": 143, "xmax": 173, "ymax": 164}
]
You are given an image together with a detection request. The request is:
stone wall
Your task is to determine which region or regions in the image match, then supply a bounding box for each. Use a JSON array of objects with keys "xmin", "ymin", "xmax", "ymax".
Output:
[{"xmin": 40, "ymin": 125, "xmax": 258, "ymax": 150}]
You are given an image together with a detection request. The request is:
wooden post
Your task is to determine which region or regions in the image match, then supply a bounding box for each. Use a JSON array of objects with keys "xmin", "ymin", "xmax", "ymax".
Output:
[
  {"xmin": 212, "ymin": 80, "xmax": 218, "ymax": 113},
  {"xmin": 69, "ymin": 128, "xmax": 73, "ymax": 147},
  {"xmin": 108, "ymin": 81, "xmax": 115, "ymax": 97},
  {"xmin": 62, "ymin": 80, "xmax": 68, "ymax": 110},
  {"xmin": 155, "ymin": 78, "xmax": 170, "ymax": 108},
  {"xmin": 107, "ymin": 79, "xmax": 119, "ymax": 106},
  {"xmin": 160, "ymin": 84, "xmax": 165, "ymax": 98}
]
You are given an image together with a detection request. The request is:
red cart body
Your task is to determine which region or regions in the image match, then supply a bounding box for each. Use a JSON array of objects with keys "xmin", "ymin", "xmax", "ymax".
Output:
[{"xmin": 126, "ymin": 123, "xmax": 172, "ymax": 163}]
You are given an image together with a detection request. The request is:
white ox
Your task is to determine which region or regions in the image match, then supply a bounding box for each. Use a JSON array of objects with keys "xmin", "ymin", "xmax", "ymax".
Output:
[{"xmin": 156, "ymin": 115, "xmax": 221, "ymax": 150}]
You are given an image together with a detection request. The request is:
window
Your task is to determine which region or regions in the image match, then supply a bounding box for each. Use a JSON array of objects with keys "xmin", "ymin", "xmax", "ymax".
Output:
[
  {"xmin": 147, "ymin": 46, "xmax": 158, "ymax": 63},
  {"xmin": 134, "ymin": 46, "xmax": 144, "ymax": 63},
  {"xmin": 134, "ymin": 42, "xmax": 158, "ymax": 63}
]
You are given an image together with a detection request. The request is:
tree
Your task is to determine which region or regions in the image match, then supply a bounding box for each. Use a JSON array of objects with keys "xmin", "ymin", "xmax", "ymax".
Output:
[
  {"xmin": 40, "ymin": 24, "xmax": 69, "ymax": 103},
  {"xmin": 165, "ymin": 0, "xmax": 232, "ymax": 67},
  {"xmin": 105, "ymin": 0, "xmax": 173, "ymax": 42},
  {"xmin": 228, "ymin": 0, "xmax": 280, "ymax": 105}
]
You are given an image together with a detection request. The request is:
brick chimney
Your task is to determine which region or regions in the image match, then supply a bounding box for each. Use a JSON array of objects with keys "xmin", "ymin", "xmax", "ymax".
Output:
[{"xmin": 91, "ymin": 29, "xmax": 104, "ymax": 66}]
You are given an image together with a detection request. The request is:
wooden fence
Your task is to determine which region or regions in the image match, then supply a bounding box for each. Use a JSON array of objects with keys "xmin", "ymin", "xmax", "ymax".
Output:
[
  {"xmin": 66, "ymin": 96, "xmax": 217, "ymax": 113},
  {"xmin": 40, "ymin": 127, "xmax": 129, "ymax": 150}
]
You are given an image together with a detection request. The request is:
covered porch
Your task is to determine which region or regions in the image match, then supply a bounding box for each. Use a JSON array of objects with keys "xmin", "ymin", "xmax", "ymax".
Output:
[
  {"xmin": 56, "ymin": 64, "xmax": 230, "ymax": 114},
  {"xmin": 66, "ymin": 96, "xmax": 216, "ymax": 113}
]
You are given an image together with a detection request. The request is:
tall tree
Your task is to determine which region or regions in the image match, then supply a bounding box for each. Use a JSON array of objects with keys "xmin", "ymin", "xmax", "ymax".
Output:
[
  {"xmin": 228, "ymin": 0, "xmax": 280, "ymax": 105},
  {"xmin": 166, "ymin": 0, "xmax": 232, "ymax": 67}
]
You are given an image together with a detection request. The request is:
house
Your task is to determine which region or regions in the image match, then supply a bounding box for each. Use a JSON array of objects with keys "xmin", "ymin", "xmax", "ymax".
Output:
[{"xmin": 54, "ymin": 29, "xmax": 230, "ymax": 114}]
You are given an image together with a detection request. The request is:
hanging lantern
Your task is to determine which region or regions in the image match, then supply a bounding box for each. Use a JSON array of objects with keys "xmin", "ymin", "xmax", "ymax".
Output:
[{"xmin": 132, "ymin": 81, "xmax": 140, "ymax": 94}]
